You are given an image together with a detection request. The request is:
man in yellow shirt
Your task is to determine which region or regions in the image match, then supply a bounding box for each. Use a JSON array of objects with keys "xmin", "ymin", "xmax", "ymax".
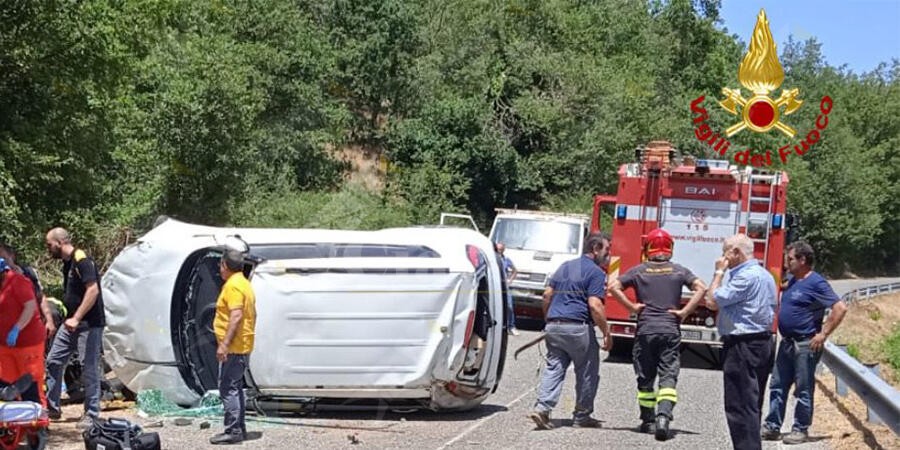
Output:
[{"xmin": 210, "ymin": 249, "xmax": 256, "ymax": 445}]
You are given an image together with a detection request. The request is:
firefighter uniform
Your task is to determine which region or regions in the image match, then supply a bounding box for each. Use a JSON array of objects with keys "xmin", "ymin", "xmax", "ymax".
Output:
[{"xmin": 618, "ymin": 257, "xmax": 698, "ymax": 428}]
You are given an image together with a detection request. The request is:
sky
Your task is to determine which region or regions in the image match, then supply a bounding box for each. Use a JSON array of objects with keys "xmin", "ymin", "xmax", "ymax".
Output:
[{"xmin": 719, "ymin": 0, "xmax": 900, "ymax": 74}]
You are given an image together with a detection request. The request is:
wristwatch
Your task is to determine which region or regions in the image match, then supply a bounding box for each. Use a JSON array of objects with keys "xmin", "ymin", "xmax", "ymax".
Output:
[{"xmin": 714, "ymin": 269, "xmax": 725, "ymax": 276}]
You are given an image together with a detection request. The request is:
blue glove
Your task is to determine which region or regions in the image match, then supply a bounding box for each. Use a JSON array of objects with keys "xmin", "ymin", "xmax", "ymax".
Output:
[{"xmin": 6, "ymin": 325, "xmax": 19, "ymax": 347}]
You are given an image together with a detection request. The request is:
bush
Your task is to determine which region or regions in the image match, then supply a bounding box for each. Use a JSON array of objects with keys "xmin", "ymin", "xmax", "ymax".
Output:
[
  {"xmin": 869, "ymin": 309, "xmax": 883, "ymax": 321},
  {"xmin": 227, "ymin": 184, "xmax": 417, "ymax": 230},
  {"xmin": 885, "ymin": 326, "xmax": 900, "ymax": 373}
]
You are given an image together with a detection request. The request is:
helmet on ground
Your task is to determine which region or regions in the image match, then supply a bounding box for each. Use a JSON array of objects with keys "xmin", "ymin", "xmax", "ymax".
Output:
[{"xmin": 644, "ymin": 228, "xmax": 673, "ymax": 258}]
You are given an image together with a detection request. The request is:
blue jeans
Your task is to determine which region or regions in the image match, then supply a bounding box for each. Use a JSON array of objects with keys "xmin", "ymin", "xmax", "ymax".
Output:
[
  {"xmin": 220, "ymin": 354, "xmax": 249, "ymax": 436},
  {"xmin": 534, "ymin": 322, "xmax": 600, "ymax": 421},
  {"xmin": 45, "ymin": 324, "xmax": 103, "ymax": 417},
  {"xmin": 764, "ymin": 337, "xmax": 822, "ymax": 432},
  {"xmin": 505, "ymin": 290, "xmax": 516, "ymax": 330}
]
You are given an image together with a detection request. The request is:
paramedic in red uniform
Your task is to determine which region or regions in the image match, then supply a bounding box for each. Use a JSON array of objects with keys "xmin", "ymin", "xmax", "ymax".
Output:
[
  {"xmin": 608, "ymin": 228, "xmax": 706, "ymax": 441},
  {"xmin": 0, "ymin": 256, "xmax": 47, "ymax": 407}
]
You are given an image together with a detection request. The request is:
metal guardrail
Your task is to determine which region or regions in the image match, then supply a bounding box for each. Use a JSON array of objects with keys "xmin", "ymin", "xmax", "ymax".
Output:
[
  {"xmin": 840, "ymin": 281, "xmax": 900, "ymax": 303},
  {"xmin": 824, "ymin": 282, "xmax": 900, "ymax": 435},
  {"xmin": 823, "ymin": 341, "xmax": 900, "ymax": 434}
]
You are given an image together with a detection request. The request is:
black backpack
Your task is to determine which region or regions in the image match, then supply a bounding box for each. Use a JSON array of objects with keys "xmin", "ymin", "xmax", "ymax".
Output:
[{"xmin": 82, "ymin": 417, "xmax": 161, "ymax": 450}]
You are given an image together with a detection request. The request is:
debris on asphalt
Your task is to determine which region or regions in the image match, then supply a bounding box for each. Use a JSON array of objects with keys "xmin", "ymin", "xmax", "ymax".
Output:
[{"xmin": 136, "ymin": 389, "xmax": 223, "ymax": 418}]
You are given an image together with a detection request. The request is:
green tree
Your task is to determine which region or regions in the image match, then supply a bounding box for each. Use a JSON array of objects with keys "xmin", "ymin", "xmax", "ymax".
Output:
[{"xmin": 321, "ymin": 0, "xmax": 422, "ymax": 140}]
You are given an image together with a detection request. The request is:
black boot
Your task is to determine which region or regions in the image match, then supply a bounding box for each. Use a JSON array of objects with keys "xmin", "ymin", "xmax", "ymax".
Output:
[
  {"xmin": 655, "ymin": 415, "xmax": 670, "ymax": 441},
  {"xmin": 210, "ymin": 432, "xmax": 243, "ymax": 445},
  {"xmin": 639, "ymin": 421, "xmax": 656, "ymax": 434},
  {"xmin": 639, "ymin": 406, "xmax": 656, "ymax": 434}
]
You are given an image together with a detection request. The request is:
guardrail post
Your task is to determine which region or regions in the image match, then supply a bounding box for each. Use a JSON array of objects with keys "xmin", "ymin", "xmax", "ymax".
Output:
[
  {"xmin": 834, "ymin": 344, "xmax": 849, "ymax": 397},
  {"xmin": 863, "ymin": 363, "xmax": 884, "ymax": 425}
]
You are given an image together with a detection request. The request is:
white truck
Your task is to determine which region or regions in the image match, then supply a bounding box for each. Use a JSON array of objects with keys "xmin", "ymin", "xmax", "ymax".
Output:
[{"xmin": 487, "ymin": 208, "xmax": 590, "ymax": 324}]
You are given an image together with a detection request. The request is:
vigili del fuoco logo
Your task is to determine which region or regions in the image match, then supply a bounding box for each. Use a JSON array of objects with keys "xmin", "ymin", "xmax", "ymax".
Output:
[{"xmin": 689, "ymin": 9, "xmax": 832, "ymax": 167}]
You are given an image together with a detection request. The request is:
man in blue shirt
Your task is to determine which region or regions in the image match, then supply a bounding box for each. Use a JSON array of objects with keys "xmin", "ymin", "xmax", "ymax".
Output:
[
  {"xmin": 762, "ymin": 242, "xmax": 847, "ymax": 445},
  {"xmin": 495, "ymin": 242, "xmax": 519, "ymax": 336},
  {"xmin": 528, "ymin": 233, "xmax": 612, "ymax": 430},
  {"xmin": 707, "ymin": 234, "xmax": 777, "ymax": 450}
]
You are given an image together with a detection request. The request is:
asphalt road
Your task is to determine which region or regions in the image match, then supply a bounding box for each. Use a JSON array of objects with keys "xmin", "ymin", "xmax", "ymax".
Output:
[
  {"xmin": 52, "ymin": 277, "xmax": 899, "ymax": 449},
  {"xmin": 104, "ymin": 331, "xmax": 820, "ymax": 450}
]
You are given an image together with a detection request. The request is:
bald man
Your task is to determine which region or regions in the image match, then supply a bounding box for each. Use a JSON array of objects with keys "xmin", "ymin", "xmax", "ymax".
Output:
[
  {"xmin": 44, "ymin": 227, "xmax": 106, "ymax": 429},
  {"xmin": 707, "ymin": 234, "xmax": 777, "ymax": 450}
]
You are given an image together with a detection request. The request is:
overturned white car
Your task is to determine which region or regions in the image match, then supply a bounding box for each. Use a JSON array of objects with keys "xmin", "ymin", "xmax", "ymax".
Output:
[{"xmin": 102, "ymin": 219, "xmax": 508, "ymax": 411}]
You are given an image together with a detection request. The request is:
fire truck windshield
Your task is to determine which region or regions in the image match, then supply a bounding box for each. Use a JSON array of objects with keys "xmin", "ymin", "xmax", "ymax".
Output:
[{"xmin": 492, "ymin": 218, "xmax": 581, "ymax": 254}]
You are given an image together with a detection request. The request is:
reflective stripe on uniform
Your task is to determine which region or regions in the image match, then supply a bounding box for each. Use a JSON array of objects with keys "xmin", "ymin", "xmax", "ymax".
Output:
[
  {"xmin": 637, "ymin": 390, "xmax": 656, "ymax": 408},
  {"xmin": 657, "ymin": 387, "xmax": 678, "ymax": 404}
]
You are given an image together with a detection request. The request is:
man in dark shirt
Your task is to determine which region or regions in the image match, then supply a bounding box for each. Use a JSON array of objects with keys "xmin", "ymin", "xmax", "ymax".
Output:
[
  {"xmin": 44, "ymin": 227, "xmax": 106, "ymax": 428},
  {"xmin": 762, "ymin": 242, "xmax": 847, "ymax": 444},
  {"xmin": 608, "ymin": 228, "xmax": 706, "ymax": 441},
  {"xmin": 528, "ymin": 233, "xmax": 612, "ymax": 430}
]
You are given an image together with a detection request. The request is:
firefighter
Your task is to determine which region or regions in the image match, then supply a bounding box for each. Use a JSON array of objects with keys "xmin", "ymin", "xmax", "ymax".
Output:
[{"xmin": 608, "ymin": 228, "xmax": 706, "ymax": 441}]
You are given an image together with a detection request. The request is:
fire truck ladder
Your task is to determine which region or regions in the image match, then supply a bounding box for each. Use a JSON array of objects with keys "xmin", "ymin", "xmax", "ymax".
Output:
[{"xmin": 747, "ymin": 171, "xmax": 781, "ymax": 262}]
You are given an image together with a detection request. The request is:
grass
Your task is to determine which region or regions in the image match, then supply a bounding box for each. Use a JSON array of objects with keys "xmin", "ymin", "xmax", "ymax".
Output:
[
  {"xmin": 885, "ymin": 326, "xmax": 900, "ymax": 373},
  {"xmin": 830, "ymin": 294, "xmax": 900, "ymax": 387}
]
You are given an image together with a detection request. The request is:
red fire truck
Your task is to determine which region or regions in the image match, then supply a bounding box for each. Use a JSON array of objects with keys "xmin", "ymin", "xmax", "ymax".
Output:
[{"xmin": 591, "ymin": 141, "xmax": 793, "ymax": 356}]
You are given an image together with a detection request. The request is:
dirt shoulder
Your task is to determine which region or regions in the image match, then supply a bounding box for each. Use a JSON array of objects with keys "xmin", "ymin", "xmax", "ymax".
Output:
[
  {"xmin": 812, "ymin": 293, "xmax": 900, "ymax": 449},
  {"xmin": 830, "ymin": 293, "xmax": 900, "ymax": 386}
]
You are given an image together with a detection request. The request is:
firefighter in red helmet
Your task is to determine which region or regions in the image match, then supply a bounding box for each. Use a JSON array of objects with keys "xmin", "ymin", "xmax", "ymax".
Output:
[{"xmin": 608, "ymin": 228, "xmax": 707, "ymax": 441}]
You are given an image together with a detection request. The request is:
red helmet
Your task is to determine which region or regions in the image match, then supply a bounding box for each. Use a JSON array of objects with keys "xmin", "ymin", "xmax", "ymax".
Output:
[{"xmin": 645, "ymin": 228, "xmax": 674, "ymax": 258}]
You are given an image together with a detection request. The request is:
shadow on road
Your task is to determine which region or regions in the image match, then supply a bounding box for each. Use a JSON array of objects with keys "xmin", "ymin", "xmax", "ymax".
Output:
[
  {"xmin": 604, "ymin": 342, "xmax": 722, "ymax": 370},
  {"xmin": 256, "ymin": 403, "xmax": 509, "ymax": 423},
  {"xmin": 603, "ymin": 425, "xmax": 701, "ymax": 438}
]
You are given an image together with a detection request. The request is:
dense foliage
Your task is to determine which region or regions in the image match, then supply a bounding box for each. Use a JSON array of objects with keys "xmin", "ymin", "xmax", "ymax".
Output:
[{"xmin": 1, "ymin": 0, "xmax": 897, "ymax": 276}]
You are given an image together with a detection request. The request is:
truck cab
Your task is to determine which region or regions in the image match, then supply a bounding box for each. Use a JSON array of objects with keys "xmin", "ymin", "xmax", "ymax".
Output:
[{"xmin": 488, "ymin": 209, "xmax": 590, "ymax": 324}]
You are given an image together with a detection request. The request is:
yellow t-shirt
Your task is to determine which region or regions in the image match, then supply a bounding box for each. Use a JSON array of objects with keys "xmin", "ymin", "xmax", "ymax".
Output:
[{"xmin": 213, "ymin": 272, "xmax": 256, "ymax": 354}]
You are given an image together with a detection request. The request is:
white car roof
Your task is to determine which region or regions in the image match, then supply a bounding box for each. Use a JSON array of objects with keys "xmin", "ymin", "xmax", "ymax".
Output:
[
  {"xmin": 493, "ymin": 213, "xmax": 588, "ymax": 225},
  {"xmin": 142, "ymin": 219, "xmax": 493, "ymax": 272}
]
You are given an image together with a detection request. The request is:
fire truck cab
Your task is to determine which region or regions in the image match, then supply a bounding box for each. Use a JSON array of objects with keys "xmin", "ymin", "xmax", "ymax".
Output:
[{"xmin": 592, "ymin": 141, "xmax": 791, "ymax": 351}]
